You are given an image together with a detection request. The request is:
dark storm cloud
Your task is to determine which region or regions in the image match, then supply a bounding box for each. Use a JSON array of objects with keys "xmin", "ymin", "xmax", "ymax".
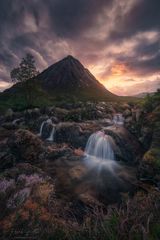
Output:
[
  {"xmin": 134, "ymin": 40, "xmax": 160, "ymax": 57},
  {"xmin": 107, "ymin": 39, "xmax": 160, "ymax": 76},
  {"xmin": 109, "ymin": 0, "xmax": 160, "ymax": 41},
  {"xmin": 131, "ymin": 53, "xmax": 160, "ymax": 76},
  {"xmin": 124, "ymin": 0, "xmax": 160, "ymax": 33},
  {"xmin": 47, "ymin": 0, "xmax": 113, "ymax": 38},
  {"xmin": 0, "ymin": 0, "xmax": 40, "ymax": 34}
]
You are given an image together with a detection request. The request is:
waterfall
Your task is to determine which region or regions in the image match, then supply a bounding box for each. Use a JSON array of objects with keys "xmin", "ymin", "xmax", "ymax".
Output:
[
  {"xmin": 85, "ymin": 131, "xmax": 115, "ymax": 161},
  {"xmin": 46, "ymin": 125, "xmax": 55, "ymax": 141},
  {"xmin": 38, "ymin": 119, "xmax": 56, "ymax": 142},
  {"xmin": 38, "ymin": 121, "xmax": 46, "ymax": 136},
  {"xmin": 113, "ymin": 113, "xmax": 124, "ymax": 126},
  {"xmin": 12, "ymin": 119, "xmax": 20, "ymax": 125},
  {"xmin": 84, "ymin": 131, "xmax": 119, "ymax": 173},
  {"xmin": 38, "ymin": 119, "xmax": 52, "ymax": 137}
]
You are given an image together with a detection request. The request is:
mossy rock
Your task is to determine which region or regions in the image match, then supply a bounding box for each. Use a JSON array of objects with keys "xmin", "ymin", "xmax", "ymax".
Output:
[{"xmin": 143, "ymin": 148, "xmax": 160, "ymax": 170}]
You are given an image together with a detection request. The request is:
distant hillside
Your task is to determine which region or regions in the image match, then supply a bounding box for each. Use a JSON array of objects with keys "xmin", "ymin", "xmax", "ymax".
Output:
[{"xmin": 133, "ymin": 92, "xmax": 155, "ymax": 98}]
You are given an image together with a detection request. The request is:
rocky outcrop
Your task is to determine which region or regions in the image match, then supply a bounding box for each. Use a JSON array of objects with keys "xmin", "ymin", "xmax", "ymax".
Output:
[
  {"xmin": 139, "ymin": 122, "xmax": 160, "ymax": 180},
  {"xmin": 55, "ymin": 122, "xmax": 84, "ymax": 147},
  {"xmin": 103, "ymin": 126, "xmax": 143, "ymax": 163},
  {"xmin": 8, "ymin": 129, "xmax": 45, "ymax": 163},
  {"xmin": 55, "ymin": 122, "xmax": 100, "ymax": 148}
]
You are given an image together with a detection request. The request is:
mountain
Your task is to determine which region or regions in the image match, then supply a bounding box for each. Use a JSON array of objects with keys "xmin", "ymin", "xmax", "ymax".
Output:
[
  {"xmin": 0, "ymin": 55, "xmax": 119, "ymax": 111},
  {"xmin": 133, "ymin": 92, "xmax": 155, "ymax": 98},
  {"xmin": 36, "ymin": 55, "xmax": 117, "ymax": 100}
]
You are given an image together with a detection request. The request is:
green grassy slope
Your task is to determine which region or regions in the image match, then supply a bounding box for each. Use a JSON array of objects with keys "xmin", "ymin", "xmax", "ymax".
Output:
[{"xmin": 0, "ymin": 79, "xmax": 138, "ymax": 112}]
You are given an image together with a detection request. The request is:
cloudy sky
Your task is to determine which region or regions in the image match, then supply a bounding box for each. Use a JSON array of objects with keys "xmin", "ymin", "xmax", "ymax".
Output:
[{"xmin": 0, "ymin": 0, "xmax": 160, "ymax": 95}]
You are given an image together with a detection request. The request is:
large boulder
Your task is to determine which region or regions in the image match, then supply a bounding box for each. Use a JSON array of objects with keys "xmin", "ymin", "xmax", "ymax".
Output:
[
  {"xmin": 55, "ymin": 122, "xmax": 85, "ymax": 148},
  {"xmin": 0, "ymin": 145, "xmax": 16, "ymax": 172},
  {"xmin": 139, "ymin": 122, "xmax": 160, "ymax": 180},
  {"xmin": 8, "ymin": 129, "xmax": 45, "ymax": 163},
  {"xmin": 103, "ymin": 126, "xmax": 143, "ymax": 163},
  {"xmin": 123, "ymin": 109, "xmax": 132, "ymax": 118},
  {"xmin": 55, "ymin": 122, "xmax": 100, "ymax": 148}
]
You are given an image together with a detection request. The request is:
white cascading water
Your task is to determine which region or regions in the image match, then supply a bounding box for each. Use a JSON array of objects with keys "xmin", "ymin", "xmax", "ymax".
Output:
[
  {"xmin": 84, "ymin": 131, "xmax": 119, "ymax": 172},
  {"xmin": 113, "ymin": 113, "xmax": 124, "ymax": 126},
  {"xmin": 38, "ymin": 119, "xmax": 55, "ymax": 141},
  {"xmin": 46, "ymin": 125, "xmax": 56, "ymax": 141},
  {"xmin": 38, "ymin": 121, "xmax": 46, "ymax": 136}
]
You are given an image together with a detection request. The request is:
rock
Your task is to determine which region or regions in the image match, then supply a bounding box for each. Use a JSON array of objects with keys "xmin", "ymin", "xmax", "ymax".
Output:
[
  {"xmin": 42, "ymin": 106, "xmax": 55, "ymax": 116},
  {"xmin": 54, "ymin": 108, "xmax": 69, "ymax": 120},
  {"xmin": 51, "ymin": 116, "xmax": 59, "ymax": 124},
  {"xmin": 139, "ymin": 122, "xmax": 160, "ymax": 179},
  {"xmin": 47, "ymin": 146, "xmax": 73, "ymax": 160},
  {"xmin": 55, "ymin": 122, "xmax": 92, "ymax": 148},
  {"xmin": 103, "ymin": 126, "xmax": 143, "ymax": 163},
  {"xmin": 135, "ymin": 109, "xmax": 143, "ymax": 122},
  {"xmin": 123, "ymin": 109, "xmax": 132, "ymax": 118},
  {"xmin": 1, "ymin": 122, "xmax": 18, "ymax": 130},
  {"xmin": 24, "ymin": 108, "xmax": 40, "ymax": 120},
  {"xmin": 32, "ymin": 115, "xmax": 49, "ymax": 132},
  {"xmin": 8, "ymin": 129, "xmax": 45, "ymax": 163},
  {"xmin": 5, "ymin": 108, "xmax": 14, "ymax": 120},
  {"xmin": 41, "ymin": 119, "xmax": 54, "ymax": 139},
  {"xmin": 125, "ymin": 116, "xmax": 133, "ymax": 123},
  {"xmin": 0, "ymin": 148, "xmax": 16, "ymax": 172},
  {"xmin": 139, "ymin": 127, "xmax": 152, "ymax": 150}
]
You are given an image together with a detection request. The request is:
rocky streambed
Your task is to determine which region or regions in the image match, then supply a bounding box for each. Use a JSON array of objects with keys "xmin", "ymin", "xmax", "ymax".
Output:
[{"xmin": 0, "ymin": 101, "xmax": 159, "ymax": 238}]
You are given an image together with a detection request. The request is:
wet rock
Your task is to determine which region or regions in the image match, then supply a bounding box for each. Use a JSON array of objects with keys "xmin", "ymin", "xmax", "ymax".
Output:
[
  {"xmin": 123, "ymin": 109, "xmax": 132, "ymax": 118},
  {"xmin": 54, "ymin": 107, "xmax": 69, "ymax": 120},
  {"xmin": 125, "ymin": 116, "xmax": 133, "ymax": 124},
  {"xmin": 41, "ymin": 119, "xmax": 53, "ymax": 139},
  {"xmin": 51, "ymin": 116, "xmax": 59, "ymax": 124},
  {"xmin": 139, "ymin": 127, "xmax": 152, "ymax": 150},
  {"xmin": 47, "ymin": 146, "xmax": 73, "ymax": 160},
  {"xmin": 55, "ymin": 122, "xmax": 96, "ymax": 148},
  {"xmin": 42, "ymin": 106, "xmax": 55, "ymax": 116},
  {"xmin": 33, "ymin": 115, "xmax": 49, "ymax": 132},
  {"xmin": 55, "ymin": 122, "xmax": 85, "ymax": 147},
  {"xmin": 103, "ymin": 126, "xmax": 143, "ymax": 163},
  {"xmin": 139, "ymin": 122, "xmax": 160, "ymax": 179},
  {"xmin": 135, "ymin": 109, "xmax": 143, "ymax": 122}
]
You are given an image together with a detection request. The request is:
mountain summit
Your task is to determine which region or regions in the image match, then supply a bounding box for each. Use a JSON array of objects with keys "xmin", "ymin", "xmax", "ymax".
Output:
[
  {"xmin": 0, "ymin": 56, "xmax": 118, "ymax": 110},
  {"xmin": 37, "ymin": 55, "xmax": 111, "ymax": 92}
]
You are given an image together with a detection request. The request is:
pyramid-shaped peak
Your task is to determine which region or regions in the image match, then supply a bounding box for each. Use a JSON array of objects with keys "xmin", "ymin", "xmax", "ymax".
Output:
[
  {"xmin": 65, "ymin": 55, "xmax": 75, "ymax": 60},
  {"xmin": 37, "ymin": 55, "xmax": 116, "ymax": 101},
  {"xmin": 61, "ymin": 55, "xmax": 82, "ymax": 65}
]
